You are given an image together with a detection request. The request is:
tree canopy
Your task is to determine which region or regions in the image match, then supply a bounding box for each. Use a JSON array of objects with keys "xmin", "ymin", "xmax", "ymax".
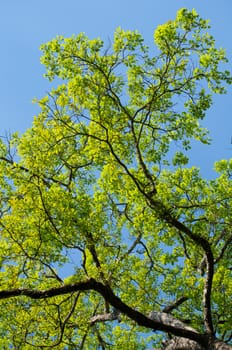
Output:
[{"xmin": 0, "ymin": 8, "xmax": 232, "ymax": 349}]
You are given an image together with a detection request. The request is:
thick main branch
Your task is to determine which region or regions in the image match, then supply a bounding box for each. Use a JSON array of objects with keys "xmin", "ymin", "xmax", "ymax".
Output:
[{"xmin": 0, "ymin": 278, "xmax": 207, "ymax": 346}]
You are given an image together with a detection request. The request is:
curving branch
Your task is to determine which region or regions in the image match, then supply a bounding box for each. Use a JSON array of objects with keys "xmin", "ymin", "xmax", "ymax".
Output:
[
  {"xmin": 0, "ymin": 277, "xmax": 208, "ymax": 347},
  {"xmin": 147, "ymin": 196, "xmax": 215, "ymax": 335},
  {"xmin": 0, "ymin": 156, "xmax": 71, "ymax": 189},
  {"xmin": 89, "ymin": 296, "xmax": 189, "ymax": 329},
  {"xmin": 148, "ymin": 311, "xmax": 197, "ymax": 333},
  {"xmin": 214, "ymin": 233, "xmax": 232, "ymax": 264}
]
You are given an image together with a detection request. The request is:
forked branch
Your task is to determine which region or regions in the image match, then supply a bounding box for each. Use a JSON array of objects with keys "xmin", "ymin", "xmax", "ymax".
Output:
[{"xmin": 0, "ymin": 278, "xmax": 207, "ymax": 346}]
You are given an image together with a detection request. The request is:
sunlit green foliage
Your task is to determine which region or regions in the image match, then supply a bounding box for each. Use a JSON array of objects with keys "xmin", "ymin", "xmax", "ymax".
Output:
[{"xmin": 0, "ymin": 8, "xmax": 231, "ymax": 349}]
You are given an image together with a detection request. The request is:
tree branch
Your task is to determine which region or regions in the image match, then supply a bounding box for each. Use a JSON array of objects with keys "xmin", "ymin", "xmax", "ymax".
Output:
[
  {"xmin": 0, "ymin": 278, "xmax": 208, "ymax": 346},
  {"xmin": 214, "ymin": 234, "xmax": 232, "ymax": 264},
  {"xmin": 148, "ymin": 311, "xmax": 197, "ymax": 333},
  {"xmin": 90, "ymin": 308, "xmax": 121, "ymax": 325},
  {"xmin": 148, "ymin": 197, "xmax": 215, "ymax": 335},
  {"xmin": 162, "ymin": 296, "xmax": 188, "ymax": 313},
  {"xmin": 0, "ymin": 156, "xmax": 68, "ymax": 188}
]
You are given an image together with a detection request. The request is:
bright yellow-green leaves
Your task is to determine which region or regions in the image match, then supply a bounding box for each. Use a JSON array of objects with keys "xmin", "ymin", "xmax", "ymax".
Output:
[
  {"xmin": 113, "ymin": 27, "xmax": 144, "ymax": 53},
  {"xmin": 154, "ymin": 20, "xmax": 178, "ymax": 52},
  {"xmin": 0, "ymin": 8, "xmax": 232, "ymax": 349}
]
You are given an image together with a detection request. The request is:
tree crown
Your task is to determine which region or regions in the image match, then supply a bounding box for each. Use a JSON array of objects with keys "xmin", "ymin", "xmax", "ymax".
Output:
[{"xmin": 0, "ymin": 8, "xmax": 231, "ymax": 349}]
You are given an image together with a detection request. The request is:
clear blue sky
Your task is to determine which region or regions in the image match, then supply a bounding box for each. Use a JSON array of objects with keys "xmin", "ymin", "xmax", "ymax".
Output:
[{"xmin": 1, "ymin": 0, "xmax": 232, "ymax": 177}]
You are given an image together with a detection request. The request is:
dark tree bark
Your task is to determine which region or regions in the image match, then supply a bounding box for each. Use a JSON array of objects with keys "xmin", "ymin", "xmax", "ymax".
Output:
[
  {"xmin": 160, "ymin": 337, "xmax": 232, "ymax": 350},
  {"xmin": 0, "ymin": 279, "xmax": 231, "ymax": 350}
]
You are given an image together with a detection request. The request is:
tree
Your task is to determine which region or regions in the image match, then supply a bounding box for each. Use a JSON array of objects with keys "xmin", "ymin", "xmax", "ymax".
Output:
[{"xmin": 0, "ymin": 8, "xmax": 231, "ymax": 349}]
